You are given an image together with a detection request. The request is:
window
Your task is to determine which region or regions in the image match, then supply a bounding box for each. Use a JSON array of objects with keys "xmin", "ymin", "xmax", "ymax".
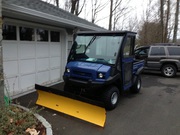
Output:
[
  {"xmin": 3, "ymin": 24, "xmax": 17, "ymax": 40},
  {"xmin": 167, "ymin": 47, "xmax": 180, "ymax": 55},
  {"xmin": 69, "ymin": 35, "xmax": 123, "ymax": 64},
  {"xmin": 51, "ymin": 31, "xmax": 60, "ymax": 42},
  {"xmin": 20, "ymin": 27, "xmax": 35, "ymax": 41},
  {"xmin": 150, "ymin": 47, "xmax": 165, "ymax": 56},
  {"xmin": 37, "ymin": 29, "xmax": 48, "ymax": 41},
  {"xmin": 139, "ymin": 48, "xmax": 149, "ymax": 55},
  {"xmin": 123, "ymin": 36, "xmax": 134, "ymax": 57}
]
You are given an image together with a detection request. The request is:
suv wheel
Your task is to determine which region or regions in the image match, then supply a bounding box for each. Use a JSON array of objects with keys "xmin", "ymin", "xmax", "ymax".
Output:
[{"xmin": 161, "ymin": 64, "xmax": 177, "ymax": 78}]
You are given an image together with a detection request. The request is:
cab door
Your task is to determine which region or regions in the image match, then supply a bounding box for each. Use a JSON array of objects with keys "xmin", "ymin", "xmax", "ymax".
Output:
[{"xmin": 122, "ymin": 35, "xmax": 135, "ymax": 90}]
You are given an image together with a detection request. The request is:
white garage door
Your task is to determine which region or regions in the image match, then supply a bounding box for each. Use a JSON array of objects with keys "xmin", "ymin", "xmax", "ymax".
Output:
[{"xmin": 2, "ymin": 24, "xmax": 62, "ymax": 97}]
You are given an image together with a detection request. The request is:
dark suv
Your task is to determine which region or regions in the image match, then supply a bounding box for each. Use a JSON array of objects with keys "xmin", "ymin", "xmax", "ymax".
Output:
[{"xmin": 135, "ymin": 44, "xmax": 180, "ymax": 77}]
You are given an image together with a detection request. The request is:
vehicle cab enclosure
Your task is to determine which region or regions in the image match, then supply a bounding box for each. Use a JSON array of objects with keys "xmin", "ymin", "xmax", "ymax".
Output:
[{"xmin": 63, "ymin": 31, "xmax": 144, "ymax": 110}]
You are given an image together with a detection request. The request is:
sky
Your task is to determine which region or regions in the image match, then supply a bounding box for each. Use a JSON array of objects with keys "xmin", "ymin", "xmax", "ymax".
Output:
[
  {"xmin": 79, "ymin": 0, "xmax": 149, "ymax": 29},
  {"xmin": 44, "ymin": 0, "xmax": 149, "ymax": 30},
  {"xmin": 44, "ymin": 0, "xmax": 180, "ymax": 40}
]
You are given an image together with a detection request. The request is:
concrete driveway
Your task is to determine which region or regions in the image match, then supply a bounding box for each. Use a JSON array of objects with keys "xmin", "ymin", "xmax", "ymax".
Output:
[{"xmin": 16, "ymin": 72, "xmax": 180, "ymax": 135}]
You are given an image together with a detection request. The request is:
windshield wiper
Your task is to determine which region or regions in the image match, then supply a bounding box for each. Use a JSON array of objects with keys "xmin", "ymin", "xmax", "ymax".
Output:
[{"xmin": 85, "ymin": 36, "xmax": 96, "ymax": 51}]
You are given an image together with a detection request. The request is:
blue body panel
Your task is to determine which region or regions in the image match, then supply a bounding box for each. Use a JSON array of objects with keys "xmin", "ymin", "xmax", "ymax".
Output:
[
  {"xmin": 65, "ymin": 61, "xmax": 111, "ymax": 83},
  {"xmin": 64, "ymin": 60, "xmax": 144, "ymax": 90}
]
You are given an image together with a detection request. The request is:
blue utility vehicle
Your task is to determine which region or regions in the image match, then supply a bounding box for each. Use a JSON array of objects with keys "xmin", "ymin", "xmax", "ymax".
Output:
[{"xmin": 63, "ymin": 31, "xmax": 144, "ymax": 110}]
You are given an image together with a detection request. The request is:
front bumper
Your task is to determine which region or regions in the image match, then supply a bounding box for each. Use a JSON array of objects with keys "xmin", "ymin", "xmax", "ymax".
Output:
[
  {"xmin": 63, "ymin": 73, "xmax": 120, "ymax": 88},
  {"xmin": 63, "ymin": 75, "xmax": 104, "ymax": 88}
]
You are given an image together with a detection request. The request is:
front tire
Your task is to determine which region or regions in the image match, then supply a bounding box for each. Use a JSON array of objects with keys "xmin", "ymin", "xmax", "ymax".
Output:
[
  {"xmin": 102, "ymin": 86, "xmax": 119, "ymax": 110},
  {"xmin": 161, "ymin": 64, "xmax": 177, "ymax": 78}
]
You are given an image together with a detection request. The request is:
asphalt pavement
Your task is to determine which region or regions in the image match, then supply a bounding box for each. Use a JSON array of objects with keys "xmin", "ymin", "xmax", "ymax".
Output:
[{"xmin": 15, "ymin": 71, "xmax": 180, "ymax": 135}]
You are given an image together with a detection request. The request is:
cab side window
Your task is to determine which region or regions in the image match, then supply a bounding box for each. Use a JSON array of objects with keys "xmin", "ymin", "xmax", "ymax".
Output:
[{"xmin": 123, "ymin": 36, "xmax": 134, "ymax": 57}]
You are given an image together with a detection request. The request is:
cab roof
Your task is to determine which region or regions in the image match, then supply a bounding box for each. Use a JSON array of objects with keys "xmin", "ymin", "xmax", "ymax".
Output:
[{"xmin": 77, "ymin": 31, "xmax": 137, "ymax": 35}]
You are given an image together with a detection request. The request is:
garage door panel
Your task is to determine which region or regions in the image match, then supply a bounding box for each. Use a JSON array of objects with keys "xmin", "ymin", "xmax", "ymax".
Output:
[
  {"xmin": 37, "ymin": 71, "xmax": 49, "ymax": 84},
  {"xmin": 50, "ymin": 44, "xmax": 61, "ymax": 57},
  {"xmin": 3, "ymin": 42, "xmax": 18, "ymax": 61},
  {"xmin": 37, "ymin": 58, "xmax": 49, "ymax": 72},
  {"xmin": 4, "ymin": 77, "xmax": 19, "ymax": 97},
  {"xmin": 20, "ymin": 59, "xmax": 35, "ymax": 75},
  {"xmin": 20, "ymin": 74, "xmax": 35, "ymax": 90},
  {"xmin": 50, "ymin": 57, "xmax": 60, "ymax": 69},
  {"xmin": 4, "ymin": 61, "xmax": 18, "ymax": 77},
  {"xmin": 50, "ymin": 69, "xmax": 60, "ymax": 81},
  {"xmin": 19, "ymin": 43, "xmax": 35, "ymax": 59},
  {"xmin": 36, "ymin": 43, "xmax": 49, "ymax": 58}
]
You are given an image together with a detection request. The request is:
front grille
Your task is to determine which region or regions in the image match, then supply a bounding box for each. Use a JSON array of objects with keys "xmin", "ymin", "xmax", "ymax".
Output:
[{"xmin": 73, "ymin": 70, "xmax": 92, "ymax": 77}]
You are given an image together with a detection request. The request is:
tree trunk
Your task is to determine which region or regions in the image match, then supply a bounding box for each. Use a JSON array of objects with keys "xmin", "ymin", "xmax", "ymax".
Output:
[
  {"xmin": 71, "ymin": 0, "xmax": 77, "ymax": 14},
  {"xmin": 0, "ymin": 0, "xmax": 4, "ymax": 105},
  {"xmin": 55, "ymin": 0, "xmax": 59, "ymax": 7},
  {"xmin": 108, "ymin": 0, "xmax": 113, "ymax": 30},
  {"xmin": 173, "ymin": 0, "xmax": 180, "ymax": 43},
  {"xmin": 160, "ymin": 0, "xmax": 164, "ymax": 42},
  {"xmin": 164, "ymin": 0, "xmax": 170, "ymax": 43},
  {"xmin": 75, "ymin": 0, "xmax": 79, "ymax": 15}
]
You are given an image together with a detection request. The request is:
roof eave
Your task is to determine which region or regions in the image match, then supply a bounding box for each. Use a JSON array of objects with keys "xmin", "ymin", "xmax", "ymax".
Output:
[{"xmin": 2, "ymin": 3, "xmax": 104, "ymax": 31}]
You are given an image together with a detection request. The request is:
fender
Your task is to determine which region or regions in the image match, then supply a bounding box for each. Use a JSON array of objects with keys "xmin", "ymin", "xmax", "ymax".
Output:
[
  {"xmin": 135, "ymin": 66, "xmax": 144, "ymax": 76},
  {"xmin": 133, "ymin": 66, "xmax": 143, "ymax": 84}
]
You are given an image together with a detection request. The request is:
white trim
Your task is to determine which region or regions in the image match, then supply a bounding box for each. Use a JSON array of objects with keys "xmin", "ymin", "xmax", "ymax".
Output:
[{"xmin": 3, "ymin": 18, "xmax": 66, "ymax": 32}]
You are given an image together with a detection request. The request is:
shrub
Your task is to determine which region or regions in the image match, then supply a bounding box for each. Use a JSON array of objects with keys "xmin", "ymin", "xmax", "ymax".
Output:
[{"xmin": 0, "ymin": 105, "xmax": 40, "ymax": 135}]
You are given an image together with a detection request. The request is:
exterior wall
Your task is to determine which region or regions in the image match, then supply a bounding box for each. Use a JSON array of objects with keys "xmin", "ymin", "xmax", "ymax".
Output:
[
  {"xmin": 0, "ymin": 0, "xmax": 4, "ymax": 104},
  {"xmin": 2, "ymin": 19, "xmax": 70, "ymax": 98}
]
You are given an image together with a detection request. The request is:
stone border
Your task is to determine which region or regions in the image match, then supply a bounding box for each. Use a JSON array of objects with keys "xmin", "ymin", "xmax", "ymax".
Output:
[{"xmin": 12, "ymin": 104, "xmax": 53, "ymax": 135}]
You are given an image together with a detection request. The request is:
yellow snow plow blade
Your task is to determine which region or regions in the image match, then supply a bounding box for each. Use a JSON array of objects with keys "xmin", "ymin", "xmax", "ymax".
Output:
[{"xmin": 36, "ymin": 88, "xmax": 106, "ymax": 127}]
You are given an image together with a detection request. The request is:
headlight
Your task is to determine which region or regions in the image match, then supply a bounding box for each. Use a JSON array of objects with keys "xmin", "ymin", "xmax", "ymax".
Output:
[
  {"xmin": 98, "ymin": 73, "xmax": 104, "ymax": 79},
  {"xmin": 66, "ymin": 68, "xmax": 70, "ymax": 73}
]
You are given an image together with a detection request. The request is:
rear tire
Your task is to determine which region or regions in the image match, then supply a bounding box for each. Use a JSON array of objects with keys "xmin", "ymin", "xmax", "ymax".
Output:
[
  {"xmin": 161, "ymin": 64, "xmax": 177, "ymax": 78},
  {"xmin": 102, "ymin": 86, "xmax": 119, "ymax": 110},
  {"xmin": 131, "ymin": 76, "xmax": 141, "ymax": 93}
]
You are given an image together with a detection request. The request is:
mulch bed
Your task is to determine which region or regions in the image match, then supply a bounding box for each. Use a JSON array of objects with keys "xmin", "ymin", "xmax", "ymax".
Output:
[{"xmin": 0, "ymin": 105, "xmax": 46, "ymax": 135}]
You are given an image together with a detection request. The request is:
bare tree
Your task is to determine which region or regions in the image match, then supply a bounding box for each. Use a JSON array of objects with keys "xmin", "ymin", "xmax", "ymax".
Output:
[
  {"xmin": 164, "ymin": 0, "xmax": 170, "ymax": 43},
  {"xmin": 137, "ymin": 0, "xmax": 163, "ymax": 45},
  {"xmin": 173, "ymin": 0, "xmax": 180, "ymax": 43},
  {"xmin": 46, "ymin": 0, "xmax": 59, "ymax": 7},
  {"xmin": 138, "ymin": 22, "xmax": 162, "ymax": 45},
  {"xmin": 159, "ymin": 0, "xmax": 173, "ymax": 43},
  {"xmin": 70, "ymin": 0, "xmax": 86, "ymax": 16},
  {"xmin": 65, "ymin": 0, "xmax": 71, "ymax": 11},
  {"xmin": 108, "ymin": 0, "xmax": 130, "ymax": 31},
  {"xmin": 91, "ymin": 0, "xmax": 108, "ymax": 24},
  {"xmin": 108, "ymin": 0, "xmax": 113, "ymax": 30},
  {"xmin": 160, "ymin": 0, "xmax": 164, "ymax": 42},
  {"xmin": 55, "ymin": 0, "xmax": 59, "ymax": 7}
]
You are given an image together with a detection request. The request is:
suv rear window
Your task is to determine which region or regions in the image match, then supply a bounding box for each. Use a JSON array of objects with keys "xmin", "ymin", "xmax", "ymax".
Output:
[
  {"xmin": 150, "ymin": 47, "xmax": 165, "ymax": 56},
  {"xmin": 167, "ymin": 47, "xmax": 180, "ymax": 55}
]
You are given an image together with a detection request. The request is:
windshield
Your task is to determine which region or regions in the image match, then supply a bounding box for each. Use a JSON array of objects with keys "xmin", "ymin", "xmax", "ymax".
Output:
[{"xmin": 68, "ymin": 35, "xmax": 124, "ymax": 64}]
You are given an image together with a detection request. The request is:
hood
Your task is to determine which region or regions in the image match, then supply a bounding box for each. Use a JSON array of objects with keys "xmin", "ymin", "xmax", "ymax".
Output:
[{"xmin": 67, "ymin": 61, "xmax": 111, "ymax": 72}]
